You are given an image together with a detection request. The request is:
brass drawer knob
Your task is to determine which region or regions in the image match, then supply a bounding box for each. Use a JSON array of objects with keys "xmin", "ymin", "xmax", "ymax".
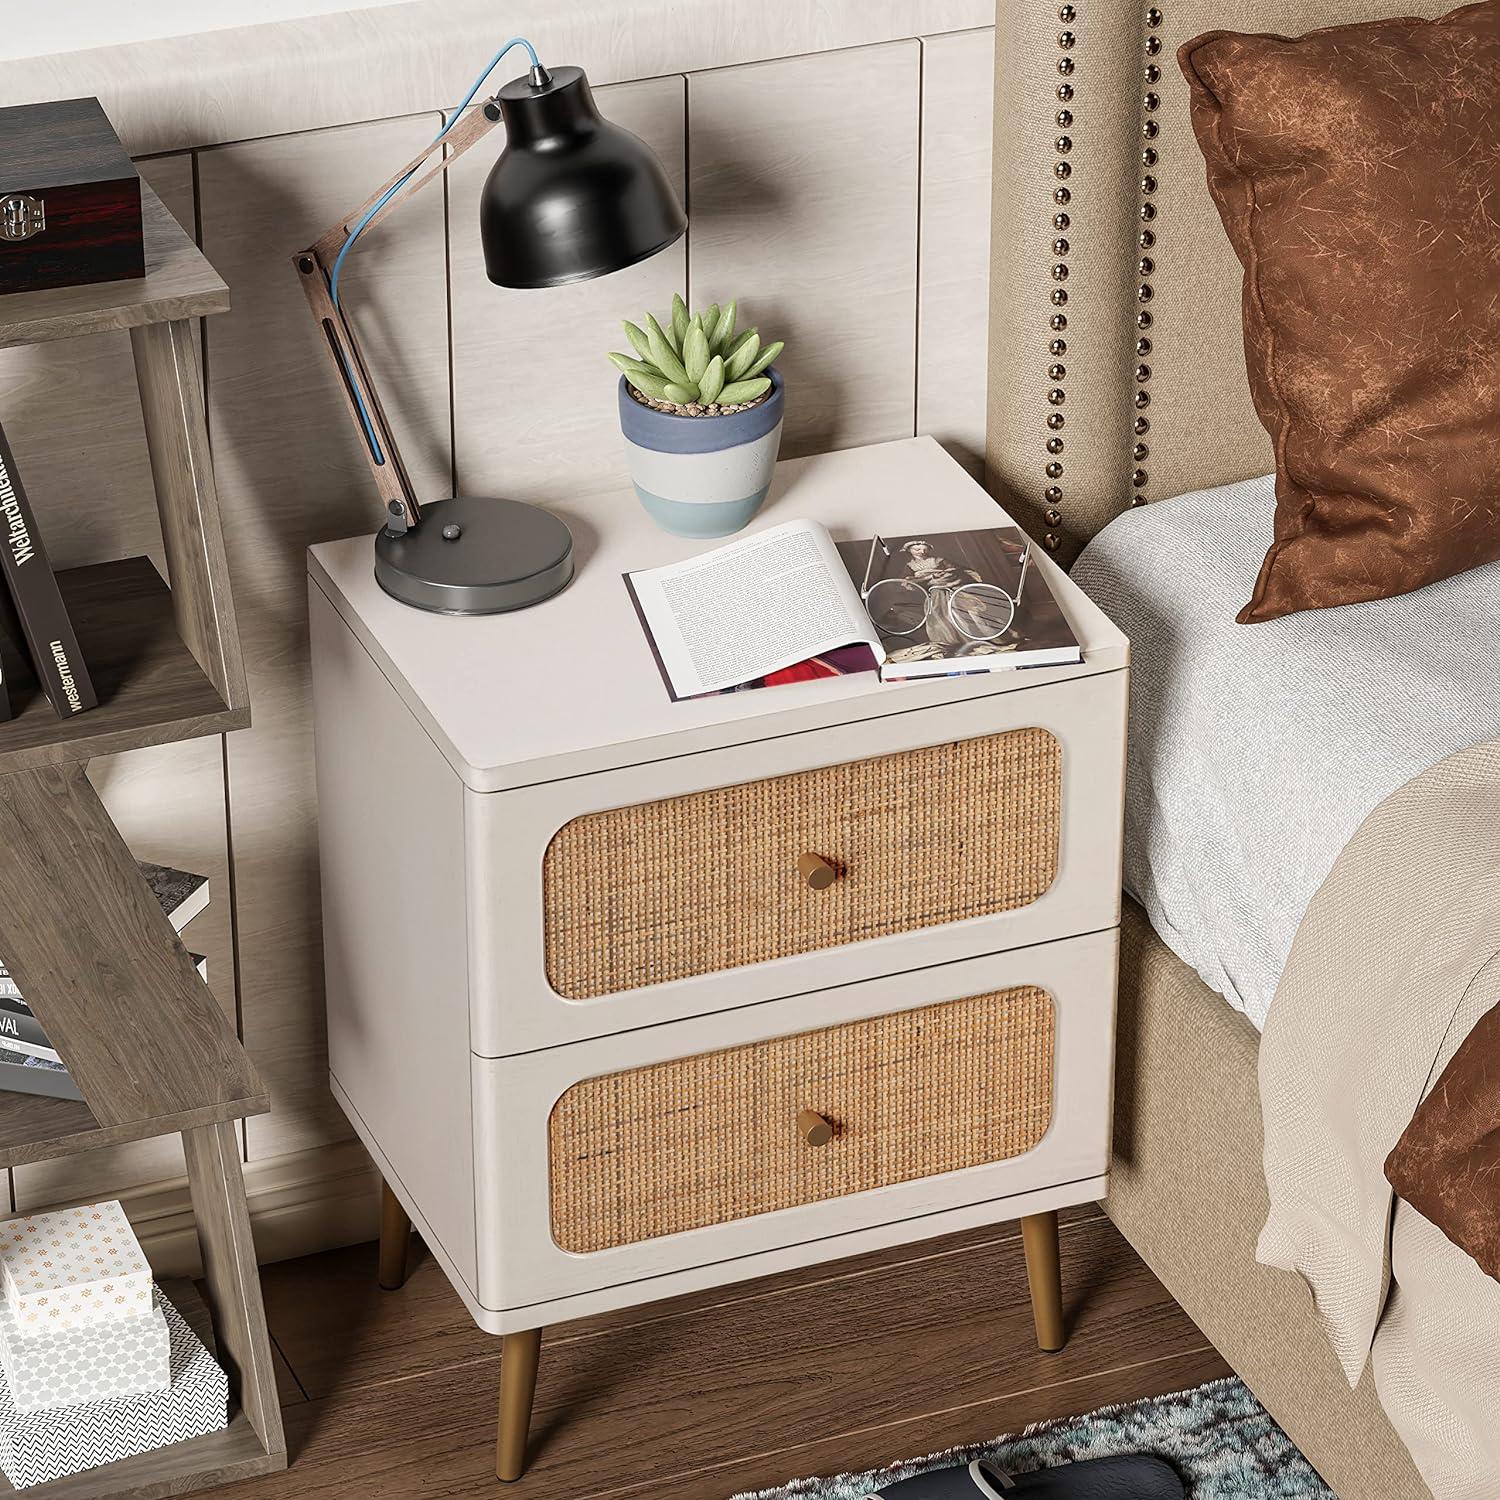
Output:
[
  {"xmin": 798, "ymin": 1109, "xmax": 834, "ymax": 1147},
  {"xmin": 796, "ymin": 852, "xmax": 837, "ymax": 890}
]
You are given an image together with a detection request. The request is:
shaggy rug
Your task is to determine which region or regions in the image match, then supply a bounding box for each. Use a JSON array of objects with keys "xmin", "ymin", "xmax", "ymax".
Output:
[{"xmin": 731, "ymin": 1378, "xmax": 1332, "ymax": 1499}]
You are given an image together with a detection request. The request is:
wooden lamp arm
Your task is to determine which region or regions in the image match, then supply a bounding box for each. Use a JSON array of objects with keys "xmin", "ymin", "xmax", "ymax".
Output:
[{"xmin": 290, "ymin": 101, "xmax": 507, "ymax": 532}]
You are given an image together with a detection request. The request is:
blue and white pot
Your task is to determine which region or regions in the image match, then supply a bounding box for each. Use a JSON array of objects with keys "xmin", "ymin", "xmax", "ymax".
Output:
[{"xmin": 618, "ymin": 368, "xmax": 784, "ymax": 538}]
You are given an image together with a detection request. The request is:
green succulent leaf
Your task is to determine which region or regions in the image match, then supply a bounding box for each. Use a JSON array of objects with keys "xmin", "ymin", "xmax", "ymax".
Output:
[
  {"xmin": 719, "ymin": 376, "xmax": 771, "ymax": 406},
  {"xmin": 725, "ymin": 331, "xmax": 762, "ymax": 382},
  {"xmin": 624, "ymin": 369, "xmax": 672, "ymax": 401},
  {"xmin": 710, "ymin": 300, "xmax": 737, "ymax": 354},
  {"xmin": 743, "ymin": 340, "xmax": 783, "ymax": 380},
  {"xmin": 699, "ymin": 355, "xmax": 725, "ymax": 405},
  {"xmin": 614, "ymin": 301, "xmax": 782, "ymax": 412},
  {"xmin": 622, "ymin": 321, "xmax": 653, "ymax": 361},
  {"xmin": 683, "ymin": 323, "xmax": 710, "ymax": 383},
  {"xmin": 643, "ymin": 314, "xmax": 691, "ymax": 386},
  {"xmin": 608, "ymin": 351, "xmax": 657, "ymax": 377},
  {"xmin": 723, "ymin": 328, "xmax": 756, "ymax": 361}
]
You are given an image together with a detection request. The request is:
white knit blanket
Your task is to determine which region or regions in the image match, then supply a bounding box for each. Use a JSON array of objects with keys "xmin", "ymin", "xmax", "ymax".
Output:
[{"xmin": 1074, "ymin": 474, "xmax": 1500, "ymax": 1028}]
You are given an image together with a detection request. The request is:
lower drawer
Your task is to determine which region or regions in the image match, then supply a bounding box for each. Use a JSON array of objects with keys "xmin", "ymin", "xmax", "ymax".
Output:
[
  {"xmin": 471, "ymin": 927, "xmax": 1117, "ymax": 1313},
  {"xmin": 550, "ymin": 984, "xmax": 1056, "ymax": 1253}
]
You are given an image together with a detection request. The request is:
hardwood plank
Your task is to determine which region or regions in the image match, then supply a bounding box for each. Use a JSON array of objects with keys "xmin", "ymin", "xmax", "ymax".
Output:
[
  {"xmin": 0, "ymin": 185, "xmax": 229, "ymax": 349},
  {"xmin": 240, "ymin": 1216, "xmax": 1216, "ymax": 1500},
  {"xmin": 263, "ymin": 1210, "xmax": 1106, "ymax": 1401},
  {"xmin": 450, "ymin": 76, "xmax": 687, "ymax": 506},
  {"xmin": 686, "ymin": 43, "xmax": 920, "ymax": 459},
  {"xmin": 648, "ymin": 1346, "xmax": 1233, "ymax": 1500},
  {"xmin": 197, "ymin": 113, "xmax": 451, "ymax": 1164},
  {"xmin": 0, "ymin": 558, "xmax": 244, "ymax": 776},
  {"xmin": 917, "ymin": 28, "xmax": 995, "ymax": 480},
  {"xmin": 0, "ymin": 762, "xmax": 264, "ymax": 1166}
]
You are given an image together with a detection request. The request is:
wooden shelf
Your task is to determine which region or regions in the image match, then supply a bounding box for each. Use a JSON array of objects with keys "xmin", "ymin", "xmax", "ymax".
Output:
[
  {"xmin": 0, "ymin": 186, "xmax": 229, "ymax": 350},
  {"xmin": 0, "ymin": 1283, "xmax": 284, "ymax": 1499},
  {"xmin": 0, "ymin": 556, "xmax": 248, "ymax": 778}
]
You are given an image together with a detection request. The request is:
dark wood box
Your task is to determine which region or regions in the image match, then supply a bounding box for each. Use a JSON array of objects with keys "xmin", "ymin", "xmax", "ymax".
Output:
[{"xmin": 0, "ymin": 97, "xmax": 144, "ymax": 296}]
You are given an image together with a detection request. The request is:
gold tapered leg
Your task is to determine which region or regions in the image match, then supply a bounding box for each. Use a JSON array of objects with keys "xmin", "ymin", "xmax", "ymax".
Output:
[
  {"xmin": 496, "ymin": 1328, "xmax": 543, "ymax": 1482},
  {"xmin": 378, "ymin": 1180, "xmax": 412, "ymax": 1291},
  {"xmin": 1021, "ymin": 1210, "xmax": 1065, "ymax": 1352}
]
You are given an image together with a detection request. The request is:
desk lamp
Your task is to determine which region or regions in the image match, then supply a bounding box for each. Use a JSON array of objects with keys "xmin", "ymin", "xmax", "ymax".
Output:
[{"xmin": 294, "ymin": 38, "xmax": 687, "ymax": 614}]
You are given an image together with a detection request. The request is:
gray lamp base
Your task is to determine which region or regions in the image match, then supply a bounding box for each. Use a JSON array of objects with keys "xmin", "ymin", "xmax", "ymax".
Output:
[{"xmin": 373, "ymin": 496, "xmax": 574, "ymax": 615}]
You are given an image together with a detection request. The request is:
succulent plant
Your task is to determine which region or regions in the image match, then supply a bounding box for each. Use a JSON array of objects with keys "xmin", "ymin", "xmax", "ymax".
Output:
[{"xmin": 608, "ymin": 294, "xmax": 784, "ymax": 412}]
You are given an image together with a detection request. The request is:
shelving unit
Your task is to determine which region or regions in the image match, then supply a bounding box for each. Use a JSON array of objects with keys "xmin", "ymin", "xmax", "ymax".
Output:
[{"xmin": 0, "ymin": 188, "xmax": 283, "ymax": 1496}]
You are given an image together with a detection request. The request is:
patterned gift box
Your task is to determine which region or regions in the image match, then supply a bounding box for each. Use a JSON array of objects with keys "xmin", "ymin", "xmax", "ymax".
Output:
[
  {"xmin": 0, "ymin": 1295, "xmax": 169, "ymax": 1413},
  {"xmin": 0, "ymin": 1202, "xmax": 152, "ymax": 1331},
  {"xmin": 0, "ymin": 1289, "xmax": 228, "ymax": 1489}
]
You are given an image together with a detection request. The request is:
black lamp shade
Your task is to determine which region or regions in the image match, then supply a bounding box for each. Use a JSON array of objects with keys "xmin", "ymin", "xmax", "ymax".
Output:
[{"xmin": 481, "ymin": 66, "xmax": 687, "ymax": 289}]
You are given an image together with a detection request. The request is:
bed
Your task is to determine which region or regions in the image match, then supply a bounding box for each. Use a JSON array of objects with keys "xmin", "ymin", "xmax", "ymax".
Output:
[{"xmin": 984, "ymin": 4, "xmax": 1480, "ymax": 1496}]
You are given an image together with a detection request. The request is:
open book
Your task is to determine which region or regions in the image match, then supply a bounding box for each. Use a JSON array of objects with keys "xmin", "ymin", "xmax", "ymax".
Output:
[{"xmin": 625, "ymin": 519, "xmax": 1081, "ymax": 701}]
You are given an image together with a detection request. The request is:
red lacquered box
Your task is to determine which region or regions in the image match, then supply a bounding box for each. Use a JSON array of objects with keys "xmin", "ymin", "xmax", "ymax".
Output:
[{"xmin": 0, "ymin": 97, "xmax": 144, "ymax": 296}]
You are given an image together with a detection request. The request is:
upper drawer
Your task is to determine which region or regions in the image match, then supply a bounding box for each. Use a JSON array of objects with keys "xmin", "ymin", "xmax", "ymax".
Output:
[
  {"xmin": 466, "ymin": 669, "xmax": 1126, "ymax": 1056},
  {"xmin": 542, "ymin": 727, "xmax": 1061, "ymax": 1000}
]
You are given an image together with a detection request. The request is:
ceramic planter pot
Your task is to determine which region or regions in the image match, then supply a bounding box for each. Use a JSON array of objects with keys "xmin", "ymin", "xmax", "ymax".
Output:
[{"xmin": 618, "ymin": 368, "xmax": 784, "ymax": 538}]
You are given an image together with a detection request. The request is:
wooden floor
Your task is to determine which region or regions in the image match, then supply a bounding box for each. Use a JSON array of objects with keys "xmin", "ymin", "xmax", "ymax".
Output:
[{"xmin": 227, "ymin": 1208, "xmax": 1229, "ymax": 1499}]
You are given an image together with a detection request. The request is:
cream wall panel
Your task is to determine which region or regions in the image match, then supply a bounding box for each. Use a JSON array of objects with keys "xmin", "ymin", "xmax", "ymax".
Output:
[
  {"xmin": 685, "ymin": 42, "xmax": 920, "ymax": 459},
  {"xmin": 0, "ymin": 156, "xmax": 238, "ymax": 1210},
  {"xmin": 451, "ymin": 76, "xmax": 686, "ymax": 506},
  {"xmin": 918, "ymin": 29, "xmax": 994, "ymax": 479},
  {"xmin": 198, "ymin": 114, "xmax": 451, "ymax": 1161}
]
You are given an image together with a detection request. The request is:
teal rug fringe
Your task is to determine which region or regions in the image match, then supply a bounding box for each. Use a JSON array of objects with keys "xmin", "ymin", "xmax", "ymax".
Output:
[{"xmin": 731, "ymin": 1378, "xmax": 1332, "ymax": 1499}]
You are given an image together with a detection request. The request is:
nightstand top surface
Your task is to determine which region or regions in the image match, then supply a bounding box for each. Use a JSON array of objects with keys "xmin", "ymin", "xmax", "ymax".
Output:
[{"xmin": 309, "ymin": 437, "xmax": 1128, "ymax": 792}]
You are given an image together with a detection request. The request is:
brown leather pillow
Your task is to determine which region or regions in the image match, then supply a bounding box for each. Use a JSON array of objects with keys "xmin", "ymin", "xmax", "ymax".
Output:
[{"xmin": 1181, "ymin": 2, "xmax": 1500, "ymax": 624}]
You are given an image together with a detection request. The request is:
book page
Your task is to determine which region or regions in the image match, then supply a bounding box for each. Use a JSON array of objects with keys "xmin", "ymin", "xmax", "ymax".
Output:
[{"xmin": 627, "ymin": 520, "xmax": 878, "ymax": 697}]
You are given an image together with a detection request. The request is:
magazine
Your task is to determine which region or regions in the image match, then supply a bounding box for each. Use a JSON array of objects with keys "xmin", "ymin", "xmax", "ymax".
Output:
[{"xmin": 625, "ymin": 519, "xmax": 1081, "ymax": 700}]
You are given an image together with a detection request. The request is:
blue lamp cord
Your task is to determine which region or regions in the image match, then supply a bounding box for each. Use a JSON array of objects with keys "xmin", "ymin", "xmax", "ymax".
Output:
[{"xmin": 329, "ymin": 36, "xmax": 541, "ymax": 469}]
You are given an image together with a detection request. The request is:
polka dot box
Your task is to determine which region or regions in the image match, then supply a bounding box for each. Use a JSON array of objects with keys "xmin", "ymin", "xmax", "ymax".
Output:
[{"xmin": 0, "ymin": 1202, "xmax": 152, "ymax": 1332}]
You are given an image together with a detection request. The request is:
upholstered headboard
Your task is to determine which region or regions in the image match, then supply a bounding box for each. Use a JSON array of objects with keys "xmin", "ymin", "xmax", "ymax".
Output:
[{"xmin": 985, "ymin": 0, "xmax": 1451, "ymax": 561}]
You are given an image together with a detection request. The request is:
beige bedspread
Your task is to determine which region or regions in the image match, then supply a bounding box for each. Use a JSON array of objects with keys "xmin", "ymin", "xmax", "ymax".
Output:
[{"xmin": 1257, "ymin": 740, "xmax": 1500, "ymax": 1499}]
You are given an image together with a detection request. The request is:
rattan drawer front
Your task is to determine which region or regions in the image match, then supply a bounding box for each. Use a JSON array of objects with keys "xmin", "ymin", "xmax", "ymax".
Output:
[
  {"xmin": 548, "ymin": 984, "xmax": 1054, "ymax": 1253},
  {"xmin": 542, "ymin": 728, "xmax": 1061, "ymax": 1000}
]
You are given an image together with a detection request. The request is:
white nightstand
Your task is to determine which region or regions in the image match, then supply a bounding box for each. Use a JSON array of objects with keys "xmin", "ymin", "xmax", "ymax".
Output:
[{"xmin": 307, "ymin": 436, "xmax": 1128, "ymax": 1482}]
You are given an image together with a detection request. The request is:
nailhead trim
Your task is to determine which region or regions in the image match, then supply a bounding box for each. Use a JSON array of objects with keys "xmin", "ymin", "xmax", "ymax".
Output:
[{"xmin": 1130, "ymin": 6, "xmax": 1163, "ymax": 507}]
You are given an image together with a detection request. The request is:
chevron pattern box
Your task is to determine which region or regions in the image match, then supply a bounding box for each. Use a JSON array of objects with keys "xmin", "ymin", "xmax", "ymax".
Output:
[
  {"xmin": 0, "ymin": 1202, "xmax": 152, "ymax": 1331},
  {"xmin": 0, "ymin": 1290, "xmax": 227, "ymax": 1489}
]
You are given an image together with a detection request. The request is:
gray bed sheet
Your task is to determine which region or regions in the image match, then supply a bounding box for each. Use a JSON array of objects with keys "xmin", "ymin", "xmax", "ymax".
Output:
[{"xmin": 1072, "ymin": 473, "xmax": 1500, "ymax": 1029}]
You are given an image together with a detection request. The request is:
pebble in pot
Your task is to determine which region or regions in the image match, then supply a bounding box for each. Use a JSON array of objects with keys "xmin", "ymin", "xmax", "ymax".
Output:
[{"xmin": 610, "ymin": 294, "xmax": 785, "ymax": 538}]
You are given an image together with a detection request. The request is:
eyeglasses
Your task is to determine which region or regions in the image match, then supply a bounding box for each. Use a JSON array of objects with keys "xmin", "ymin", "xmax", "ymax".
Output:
[{"xmin": 860, "ymin": 535, "xmax": 1030, "ymax": 643}]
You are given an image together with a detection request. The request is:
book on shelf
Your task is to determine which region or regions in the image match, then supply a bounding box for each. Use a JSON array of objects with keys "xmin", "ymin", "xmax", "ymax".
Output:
[
  {"xmin": 0, "ymin": 863, "xmax": 209, "ymax": 1101},
  {"xmin": 0, "ymin": 418, "xmax": 97, "ymax": 721},
  {"xmin": 625, "ymin": 518, "xmax": 1081, "ymax": 700}
]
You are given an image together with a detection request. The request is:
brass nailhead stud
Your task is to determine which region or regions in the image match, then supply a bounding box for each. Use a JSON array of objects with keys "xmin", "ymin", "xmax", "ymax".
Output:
[
  {"xmin": 1046, "ymin": 462, "xmax": 1063, "ymax": 479},
  {"xmin": 1049, "ymin": 337, "xmax": 1067, "ymax": 355},
  {"xmin": 1043, "ymin": 532, "xmax": 1062, "ymax": 551},
  {"xmin": 1047, "ymin": 412, "xmax": 1065, "ymax": 429},
  {"xmin": 1051, "ymin": 288, "xmax": 1069, "ymax": 305},
  {"xmin": 1050, "ymin": 313, "xmax": 1068, "ymax": 330},
  {"xmin": 1044, "ymin": 485, "xmax": 1063, "ymax": 503},
  {"xmin": 1054, "ymin": 211, "xmax": 1071, "ymax": 230}
]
